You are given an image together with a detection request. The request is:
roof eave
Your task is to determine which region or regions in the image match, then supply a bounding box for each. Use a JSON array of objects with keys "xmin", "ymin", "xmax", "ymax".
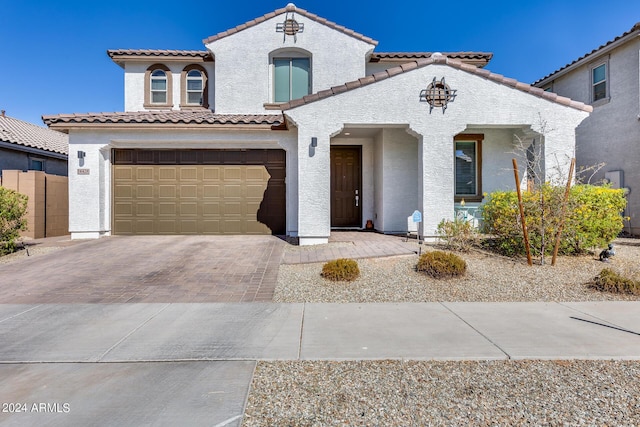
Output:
[
  {"xmin": 535, "ymin": 31, "xmax": 640, "ymax": 87},
  {"xmin": 0, "ymin": 140, "xmax": 68, "ymax": 159}
]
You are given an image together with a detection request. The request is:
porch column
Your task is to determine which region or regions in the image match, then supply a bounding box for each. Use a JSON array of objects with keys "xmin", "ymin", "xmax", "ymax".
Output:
[
  {"xmin": 296, "ymin": 129, "xmax": 331, "ymax": 245},
  {"xmin": 418, "ymin": 131, "xmax": 457, "ymax": 237}
]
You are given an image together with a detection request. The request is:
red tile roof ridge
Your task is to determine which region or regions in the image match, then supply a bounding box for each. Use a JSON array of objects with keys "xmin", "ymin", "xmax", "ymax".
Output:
[
  {"xmin": 202, "ymin": 4, "xmax": 377, "ymax": 46},
  {"xmin": 280, "ymin": 55, "xmax": 592, "ymax": 113},
  {"xmin": 533, "ymin": 22, "xmax": 640, "ymax": 85}
]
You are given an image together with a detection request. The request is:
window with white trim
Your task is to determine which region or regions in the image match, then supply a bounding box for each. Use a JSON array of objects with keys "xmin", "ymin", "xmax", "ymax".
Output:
[
  {"xmin": 592, "ymin": 62, "xmax": 607, "ymax": 102},
  {"xmin": 151, "ymin": 70, "xmax": 168, "ymax": 104},
  {"xmin": 186, "ymin": 70, "xmax": 203, "ymax": 105},
  {"xmin": 274, "ymin": 57, "xmax": 310, "ymax": 102}
]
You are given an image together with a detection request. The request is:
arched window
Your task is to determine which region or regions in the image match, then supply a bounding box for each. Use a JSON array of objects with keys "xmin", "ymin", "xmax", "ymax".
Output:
[
  {"xmin": 180, "ymin": 65, "xmax": 209, "ymax": 108},
  {"xmin": 151, "ymin": 70, "xmax": 167, "ymax": 104},
  {"xmin": 270, "ymin": 49, "xmax": 311, "ymax": 103},
  {"xmin": 144, "ymin": 64, "xmax": 173, "ymax": 108}
]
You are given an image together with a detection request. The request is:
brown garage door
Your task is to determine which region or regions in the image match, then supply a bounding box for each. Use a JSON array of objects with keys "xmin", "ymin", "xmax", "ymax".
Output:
[{"xmin": 112, "ymin": 149, "xmax": 285, "ymax": 235}]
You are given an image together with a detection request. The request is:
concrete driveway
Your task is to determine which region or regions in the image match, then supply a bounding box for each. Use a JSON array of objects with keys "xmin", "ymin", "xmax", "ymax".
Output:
[{"xmin": 0, "ymin": 235, "xmax": 285, "ymax": 303}]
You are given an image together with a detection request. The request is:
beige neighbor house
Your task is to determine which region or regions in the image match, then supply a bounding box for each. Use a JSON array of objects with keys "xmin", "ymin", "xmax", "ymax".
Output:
[
  {"xmin": 45, "ymin": 3, "xmax": 591, "ymax": 245},
  {"xmin": 0, "ymin": 111, "xmax": 69, "ymax": 238},
  {"xmin": 534, "ymin": 22, "xmax": 640, "ymax": 236}
]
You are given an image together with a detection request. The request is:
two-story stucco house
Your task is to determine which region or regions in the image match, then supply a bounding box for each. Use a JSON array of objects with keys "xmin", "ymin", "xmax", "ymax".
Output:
[
  {"xmin": 534, "ymin": 23, "xmax": 640, "ymax": 236},
  {"xmin": 44, "ymin": 4, "xmax": 591, "ymax": 245}
]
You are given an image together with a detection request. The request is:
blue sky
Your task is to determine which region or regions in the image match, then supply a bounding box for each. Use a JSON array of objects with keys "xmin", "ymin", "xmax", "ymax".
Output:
[{"xmin": 1, "ymin": 0, "xmax": 639, "ymax": 126}]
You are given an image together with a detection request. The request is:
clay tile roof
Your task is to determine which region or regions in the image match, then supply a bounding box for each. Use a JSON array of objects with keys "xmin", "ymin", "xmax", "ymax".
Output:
[
  {"xmin": 42, "ymin": 111, "xmax": 283, "ymax": 129},
  {"xmin": 0, "ymin": 114, "xmax": 68, "ymax": 155},
  {"xmin": 108, "ymin": 49, "xmax": 213, "ymax": 63},
  {"xmin": 534, "ymin": 22, "xmax": 640, "ymax": 85},
  {"xmin": 280, "ymin": 55, "xmax": 592, "ymax": 113},
  {"xmin": 203, "ymin": 4, "xmax": 377, "ymax": 46},
  {"xmin": 370, "ymin": 51, "xmax": 493, "ymax": 67}
]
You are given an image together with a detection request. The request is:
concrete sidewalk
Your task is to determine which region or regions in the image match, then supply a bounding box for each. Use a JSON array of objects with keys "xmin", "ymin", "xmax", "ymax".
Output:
[
  {"xmin": 2, "ymin": 302, "xmax": 640, "ymax": 362},
  {"xmin": 2, "ymin": 302, "xmax": 640, "ymax": 426}
]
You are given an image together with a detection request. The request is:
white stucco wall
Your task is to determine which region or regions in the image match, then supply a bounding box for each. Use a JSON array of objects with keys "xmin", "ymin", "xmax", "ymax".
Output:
[
  {"xmin": 67, "ymin": 128, "xmax": 297, "ymax": 239},
  {"xmin": 544, "ymin": 40, "xmax": 640, "ymax": 234},
  {"xmin": 123, "ymin": 61, "xmax": 216, "ymax": 112},
  {"xmin": 286, "ymin": 62, "xmax": 589, "ymax": 240},
  {"xmin": 205, "ymin": 14, "xmax": 375, "ymax": 114}
]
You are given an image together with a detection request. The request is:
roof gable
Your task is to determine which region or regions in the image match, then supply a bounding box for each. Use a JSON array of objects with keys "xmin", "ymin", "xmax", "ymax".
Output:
[
  {"xmin": 282, "ymin": 54, "xmax": 592, "ymax": 113},
  {"xmin": 202, "ymin": 3, "xmax": 377, "ymax": 46},
  {"xmin": 0, "ymin": 114, "xmax": 68, "ymax": 155}
]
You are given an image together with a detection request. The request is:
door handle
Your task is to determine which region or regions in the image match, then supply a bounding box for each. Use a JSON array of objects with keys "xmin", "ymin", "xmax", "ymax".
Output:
[{"xmin": 355, "ymin": 189, "xmax": 359, "ymax": 207}]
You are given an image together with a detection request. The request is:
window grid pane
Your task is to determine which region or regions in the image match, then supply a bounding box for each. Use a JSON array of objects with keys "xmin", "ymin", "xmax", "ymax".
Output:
[
  {"xmin": 274, "ymin": 59, "xmax": 291, "ymax": 102},
  {"xmin": 291, "ymin": 58, "xmax": 310, "ymax": 100},
  {"xmin": 455, "ymin": 141, "xmax": 477, "ymax": 196},
  {"xmin": 152, "ymin": 92, "xmax": 167, "ymax": 103},
  {"xmin": 593, "ymin": 64, "xmax": 606, "ymax": 84}
]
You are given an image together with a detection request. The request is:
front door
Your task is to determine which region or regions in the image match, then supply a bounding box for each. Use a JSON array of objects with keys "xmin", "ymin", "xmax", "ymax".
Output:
[{"xmin": 330, "ymin": 146, "xmax": 362, "ymax": 227}]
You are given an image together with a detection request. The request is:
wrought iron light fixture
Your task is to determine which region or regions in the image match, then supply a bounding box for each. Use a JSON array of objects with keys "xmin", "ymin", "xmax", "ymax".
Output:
[
  {"xmin": 420, "ymin": 77, "xmax": 457, "ymax": 113},
  {"xmin": 276, "ymin": 9, "xmax": 304, "ymax": 42}
]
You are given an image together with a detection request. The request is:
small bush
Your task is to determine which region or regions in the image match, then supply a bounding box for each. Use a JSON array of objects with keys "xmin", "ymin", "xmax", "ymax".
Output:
[
  {"xmin": 321, "ymin": 258, "xmax": 360, "ymax": 282},
  {"xmin": 416, "ymin": 251, "xmax": 466, "ymax": 278},
  {"xmin": 482, "ymin": 184, "xmax": 627, "ymax": 257},
  {"xmin": 437, "ymin": 218, "xmax": 478, "ymax": 252},
  {"xmin": 0, "ymin": 187, "xmax": 28, "ymax": 255},
  {"xmin": 588, "ymin": 268, "xmax": 640, "ymax": 295}
]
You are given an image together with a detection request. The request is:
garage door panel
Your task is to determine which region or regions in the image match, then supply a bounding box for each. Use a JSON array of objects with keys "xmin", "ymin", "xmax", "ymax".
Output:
[
  {"xmin": 113, "ymin": 149, "xmax": 285, "ymax": 235},
  {"xmin": 137, "ymin": 167, "xmax": 154, "ymax": 180},
  {"xmin": 203, "ymin": 167, "xmax": 220, "ymax": 180},
  {"xmin": 159, "ymin": 203, "xmax": 177, "ymax": 216},
  {"xmin": 114, "ymin": 185, "xmax": 133, "ymax": 199},
  {"xmin": 137, "ymin": 203, "xmax": 154, "ymax": 216},
  {"xmin": 203, "ymin": 185, "xmax": 220, "ymax": 198},
  {"xmin": 180, "ymin": 202, "xmax": 198, "ymax": 216},
  {"xmin": 180, "ymin": 185, "xmax": 198, "ymax": 199},
  {"xmin": 137, "ymin": 185, "xmax": 154, "ymax": 198},
  {"xmin": 180, "ymin": 220, "xmax": 198, "ymax": 234},
  {"xmin": 159, "ymin": 168, "xmax": 176, "ymax": 180},
  {"xmin": 135, "ymin": 220, "xmax": 155, "ymax": 234},
  {"xmin": 159, "ymin": 185, "xmax": 176, "ymax": 198}
]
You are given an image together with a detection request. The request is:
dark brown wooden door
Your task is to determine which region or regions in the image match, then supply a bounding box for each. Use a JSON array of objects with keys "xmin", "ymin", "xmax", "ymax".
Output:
[{"xmin": 330, "ymin": 146, "xmax": 361, "ymax": 227}]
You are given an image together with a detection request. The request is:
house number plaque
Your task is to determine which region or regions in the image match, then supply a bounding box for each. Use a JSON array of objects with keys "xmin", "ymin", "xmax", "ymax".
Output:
[{"xmin": 77, "ymin": 169, "xmax": 90, "ymax": 175}]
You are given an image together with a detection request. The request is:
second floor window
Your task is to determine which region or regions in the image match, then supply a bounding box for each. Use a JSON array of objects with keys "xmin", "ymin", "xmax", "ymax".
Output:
[
  {"xmin": 186, "ymin": 70, "xmax": 204, "ymax": 105},
  {"xmin": 592, "ymin": 63, "xmax": 607, "ymax": 102},
  {"xmin": 274, "ymin": 57, "xmax": 310, "ymax": 102},
  {"xmin": 151, "ymin": 70, "xmax": 168, "ymax": 104}
]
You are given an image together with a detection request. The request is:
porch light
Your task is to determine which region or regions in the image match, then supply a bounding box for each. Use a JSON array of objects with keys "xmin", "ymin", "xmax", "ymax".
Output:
[{"xmin": 311, "ymin": 137, "xmax": 317, "ymax": 147}]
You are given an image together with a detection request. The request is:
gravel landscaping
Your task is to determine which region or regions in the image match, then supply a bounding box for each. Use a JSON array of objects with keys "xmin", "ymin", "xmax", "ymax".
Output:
[
  {"xmin": 244, "ymin": 360, "xmax": 640, "ymax": 426},
  {"xmin": 247, "ymin": 239, "xmax": 640, "ymax": 425},
  {"xmin": 274, "ymin": 240, "xmax": 640, "ymax": 303}
]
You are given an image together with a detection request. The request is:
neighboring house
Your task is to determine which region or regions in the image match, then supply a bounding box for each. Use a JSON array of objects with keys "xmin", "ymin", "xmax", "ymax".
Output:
[
  {"xmin": 44, "ymin": 4, "xmax": 591, "ymax": 244},
  {"xmin": 0, "ymin": 111, "xmax": 68, "ymax": 177},
  {"xmin": 534, "ymin": 23, "xmax": 640, "ymax": 236}
]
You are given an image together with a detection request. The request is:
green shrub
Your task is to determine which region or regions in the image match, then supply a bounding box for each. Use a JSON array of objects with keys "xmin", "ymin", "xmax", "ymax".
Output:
[
  {"xmin": 437, "ymin": 218, "xmax": 478, "ymax": 252},
  {"xmin": 482, "ymin": 184, "xmax": 626, "ymax": 257},
  {"xmin": 416, "ymin": 251, "xmax": 466, "ymax": 278},
  {"xmin": 588, "ymin": 268, "xmax": 640, "ymax": 295},
  {"xmin": 321, "ymin": 258, "xmax": 360, "ymax": 281},
  {"xmin": 0, "ymin": 187, "xmax": 28, "ymax": 255}
]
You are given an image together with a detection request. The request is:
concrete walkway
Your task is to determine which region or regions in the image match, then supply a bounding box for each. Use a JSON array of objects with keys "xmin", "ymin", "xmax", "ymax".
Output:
[
  {"xmin": 2, "ymin": 302, "xmax": 640, "ymax": 426},
  {"xmin": 2, "ymin": 302, "xmax": 640, "ymax": 363}
]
